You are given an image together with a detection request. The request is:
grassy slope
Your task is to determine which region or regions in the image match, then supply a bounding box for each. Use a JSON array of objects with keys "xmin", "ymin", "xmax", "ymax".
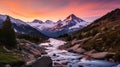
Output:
[
  {"xmin": 0, "ymin": 46, "xmax": 24, "ymax": 66},
  {"xmin": 62, "ymin": 9, "xmax": 120, "ymax": 61}
]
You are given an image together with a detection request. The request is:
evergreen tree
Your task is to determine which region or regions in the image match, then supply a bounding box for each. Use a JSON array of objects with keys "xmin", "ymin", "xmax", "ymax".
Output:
[{"xmin": 0, "ymin": 16, "xmax": 16, "ymax": 48}]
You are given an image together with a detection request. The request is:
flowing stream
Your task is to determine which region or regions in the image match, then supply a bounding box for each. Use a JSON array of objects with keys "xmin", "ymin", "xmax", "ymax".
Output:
[{"xmin": 39, "ymin": 38, "xmax": 119, "ymax": 67}]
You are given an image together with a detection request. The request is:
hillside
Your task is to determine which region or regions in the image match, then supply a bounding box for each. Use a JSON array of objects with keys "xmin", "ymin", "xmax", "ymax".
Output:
[
  {"xmin": 0, "ymin": 16, "xmax": 25, "ymax": 66},
  {"xmin": 0, "ymin": 16, "xmax": 48, "ymax": 67},
  {"xmin": 59, "ymin": 8, "xmax": 120, "ymax": 62}
]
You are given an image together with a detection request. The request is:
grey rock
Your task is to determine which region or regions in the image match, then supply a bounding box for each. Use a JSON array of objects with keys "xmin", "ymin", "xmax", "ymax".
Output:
[{"xmin": 29, "ymin": 56, "xmax": 52, "ymax": 67}]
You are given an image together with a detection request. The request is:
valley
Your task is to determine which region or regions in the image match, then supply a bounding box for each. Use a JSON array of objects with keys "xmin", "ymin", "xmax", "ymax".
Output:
[{"xmin": 0, "ymin": 8, "xmax": 120, "ymax": 67}]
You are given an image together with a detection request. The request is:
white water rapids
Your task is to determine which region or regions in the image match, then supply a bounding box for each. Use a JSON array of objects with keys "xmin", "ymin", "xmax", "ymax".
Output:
[{"xmin": 39, "ymin": 38, "xmax": 119, "ymax": 67}]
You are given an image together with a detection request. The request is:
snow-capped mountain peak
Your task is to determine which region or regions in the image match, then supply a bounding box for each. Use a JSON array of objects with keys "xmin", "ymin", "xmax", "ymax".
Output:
[
  {"xmin": 38, "ymin": 14, "xmax": 89, "ymax": 37},
  {"xmin": 56, "ymin": 20, "xmax": 62, "ymax": 23},
  {"xmin": 66, "ymin": 14, "xmax": 77, "ymax": 20},
  {"xmin": 58, "ymin": 14, "xmax": 88, "ymax": 28},
  {"xmin": 32, "ymin": 19, "xmax": 43, "ymax": 24},
  {"xmin": 45, "ymin": 20, "xmax": 55, "ymax": 24},
  {"xmin": 65, "ymin": 14, "xmax": 85, "ymax": 22}
]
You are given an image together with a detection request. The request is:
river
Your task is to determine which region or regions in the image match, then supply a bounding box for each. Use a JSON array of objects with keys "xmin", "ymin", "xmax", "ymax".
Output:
[{"xmin": 39, "ymin": 38, "xmax": 119, "ymax": 67}]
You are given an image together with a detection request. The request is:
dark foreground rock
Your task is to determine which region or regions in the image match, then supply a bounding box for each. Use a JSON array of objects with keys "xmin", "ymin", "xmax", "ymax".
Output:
[{"xmin": 28, "ymin": 56, "xmax": 52, "ymax": 67}]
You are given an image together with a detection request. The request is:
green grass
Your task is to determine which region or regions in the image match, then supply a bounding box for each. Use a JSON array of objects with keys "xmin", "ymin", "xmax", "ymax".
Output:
[
  {"xmin": 0, "ymin": 46, "xmax": 24, "ymax": 66},
  {"xmin": 0, "ymin": 52, "xmax": 22, "ymax": 64}
]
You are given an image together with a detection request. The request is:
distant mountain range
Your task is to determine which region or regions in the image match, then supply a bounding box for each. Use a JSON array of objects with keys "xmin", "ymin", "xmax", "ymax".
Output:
[
  {"xmin": 0, "ymin": 15, "xmax": 45, "ymax": 37},
  {"xmin": 0, "ymin": 14, "xmax": 89, "ymax": 37},
  {"xmin": 28, "ymin": 14, "xmax": 89, "ymax": 37}
]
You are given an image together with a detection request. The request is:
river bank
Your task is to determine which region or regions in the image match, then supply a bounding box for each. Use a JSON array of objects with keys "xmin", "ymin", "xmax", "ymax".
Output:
[{"xmin": 39, "ymin": 38, "xmax": 119, "ymax": 67}]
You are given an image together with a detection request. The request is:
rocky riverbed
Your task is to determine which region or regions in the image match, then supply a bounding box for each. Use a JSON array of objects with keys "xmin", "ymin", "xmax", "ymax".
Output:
[{"xmin": 39, "ymin": 38, "xmax": 119, "ymax": 67}]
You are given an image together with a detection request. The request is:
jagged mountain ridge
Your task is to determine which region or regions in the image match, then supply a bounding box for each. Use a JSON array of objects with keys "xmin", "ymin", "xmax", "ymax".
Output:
[
  {"xmin": 0, "ymin": 14, "xmax": 89, "ymax": 38},
  {"xmin": 28, "ymin": 14, "xmax": 89, "ymax": 37}
]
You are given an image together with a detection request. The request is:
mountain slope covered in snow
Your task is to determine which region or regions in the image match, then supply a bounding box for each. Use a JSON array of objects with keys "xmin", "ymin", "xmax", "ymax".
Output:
[
  {"xmin": 0, "ymin": 14, "xmax": 45, "ymax": 36},
  {"xmin": 28, "ymin": 14, "xmax": 89, "ymax": 37}
]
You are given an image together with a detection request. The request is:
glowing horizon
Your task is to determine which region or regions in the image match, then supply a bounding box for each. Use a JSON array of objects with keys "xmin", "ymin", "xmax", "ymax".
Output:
[{"xmin": 0, "ymin": 0, "xmax": 120, "ymax": 22}]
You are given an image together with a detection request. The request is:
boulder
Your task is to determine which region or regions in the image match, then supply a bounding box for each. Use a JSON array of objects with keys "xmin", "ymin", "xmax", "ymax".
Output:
[
  {"xmin": 74, "ymin": 48, "xmax": 86, "ymax": 54},
  {"xmin": 111, "ymin": 25, "xmax": 119, "ymax": 30},
  {"xmin": 90, "ymin": 52, "xmax": 109, "ymax": 59},
  {"xmin": 54, "ymin": 62, "xmax": 63, "ymax": 67},
  {"xmin": 71, "ymin": 37, "xmax": 93, "ymax": 46},
  {"xmin": 61, "ymin": 62, "xmax": 68, "ymax": 65},
  {"xmin": 71, "ymin": 39, "xmax": 78, "ymax": 45},
  {"xmin": 68, "ymin": 44, "xmax": 80, "ymax": 51},
  {"xmin": 84, "ymin": 50, "xmax": 115, "ymax": 59},
  {"xmin": 29, "ymin": 56, "xmax": 52, "ymax": 67},
  {"xmin": 101, "ymin": 27, "xmax": 106, "ymax": 31},
  {"xmin": 84, "ymin": 49, "xmax": 96, "ymax": 55}
]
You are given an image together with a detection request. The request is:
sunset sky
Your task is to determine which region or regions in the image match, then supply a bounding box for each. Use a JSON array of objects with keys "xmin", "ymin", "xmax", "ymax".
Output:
[{"xmin": 0, "ymin": 0, "xmax": 120, "ymax": 22}]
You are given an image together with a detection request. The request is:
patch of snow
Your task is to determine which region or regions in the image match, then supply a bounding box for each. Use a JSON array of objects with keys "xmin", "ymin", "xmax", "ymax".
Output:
[
  {"xmin": 14, "ymin": 28, "xmax": 17, "ymax": 32},
  {"xmin": 28, "ymin": 22, "xmax": 55, "ymax": 31}
]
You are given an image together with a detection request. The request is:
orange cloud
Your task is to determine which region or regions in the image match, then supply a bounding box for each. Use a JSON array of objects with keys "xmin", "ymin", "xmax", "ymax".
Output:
[{"xmin": 0, "ymin": 0, "xmax": 119, "ymax": 22}]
